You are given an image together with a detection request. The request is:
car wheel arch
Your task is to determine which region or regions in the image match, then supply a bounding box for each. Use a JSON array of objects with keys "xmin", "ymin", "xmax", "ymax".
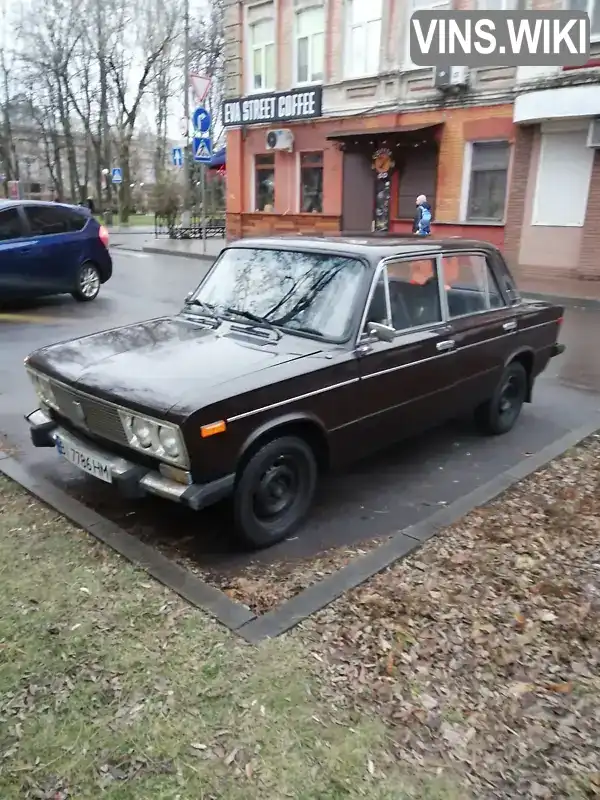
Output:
[
  {"xmin": 237, "ymin": 412, "xmax": 330, "ymax": 476},
  {"xmin": 505, "ymin": 346, "xmax": 535, "ymax": 402}
]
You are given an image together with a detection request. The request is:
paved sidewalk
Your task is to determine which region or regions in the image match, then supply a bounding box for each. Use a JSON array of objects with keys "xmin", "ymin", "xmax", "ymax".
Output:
[
  {"xmin": 518, "ymin": 275, "xmax": 600, "ymax": 309},
  {"xmin": 142, "ymin": 237, "xmax": 226, "ymax": 261}
]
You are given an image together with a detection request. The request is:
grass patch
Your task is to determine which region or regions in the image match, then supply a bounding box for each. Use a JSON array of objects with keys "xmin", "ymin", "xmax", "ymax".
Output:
[{"xmin": 0, "ymin": 477, "xmax": 460, "ymax": 800}]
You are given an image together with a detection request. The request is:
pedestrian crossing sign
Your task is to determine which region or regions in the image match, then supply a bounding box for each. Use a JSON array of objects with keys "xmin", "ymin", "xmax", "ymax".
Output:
[{"xmin": 193, "ymin": 136, "xmax": 212, "ymax": 164}]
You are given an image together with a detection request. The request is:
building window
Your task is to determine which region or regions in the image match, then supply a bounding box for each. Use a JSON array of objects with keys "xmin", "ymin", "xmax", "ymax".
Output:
[
  {"xmin": 464, "ymin": 141, "xmax": 510, "ymax": 222},
  {"xmin": 532, "ymin": 128, "xmax": 594, "ymax": 227},
  {"xmin": 405, "ymin": 0, "xmax": 450, "ymax": 68},
  {"xmin": 296, "ymin": 6, "xmax": 325, "ymax": 84},
  {"xmin": 247, "ymin": 10, "xmax": 275, "ymax": 93},
  {"xmin": 300, "ymin": 152, "xmax": 323, "ymax": 213},
  {"xmin": 569, "ymin": 0, "xmax": 600, "ymax": 38},
  {"xmin": 397, "ymin": 144, "xmax": 438, "ymax": 218},
  {"xmin": 477, "ymin": 0, "xmax": 517, "ymax": 8},
  {"xmin": 255, "ymin": 154, "xmax": 275, "ymax": 211},
  {"xmin": 345, "ymin": 0, "xmax": 383, "ymax": 78}
]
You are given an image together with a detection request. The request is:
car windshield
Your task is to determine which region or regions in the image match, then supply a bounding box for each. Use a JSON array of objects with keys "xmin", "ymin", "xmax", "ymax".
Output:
[{"xmin": 188, "ymin": 247, "xmax": 367, "ymax": 341}]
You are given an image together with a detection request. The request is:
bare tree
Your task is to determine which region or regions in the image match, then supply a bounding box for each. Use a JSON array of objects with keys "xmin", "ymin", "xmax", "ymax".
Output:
[
  {"xmin": 0, "ymin": 0, "xmax": 20, "ymax": 190},
  {"xmin": 107, "ymin": 0, "xmax": 182, "ymax": 219},
  {"xmin": 190, "ymin": 0, "xmax": 225, "ymax": 145}
]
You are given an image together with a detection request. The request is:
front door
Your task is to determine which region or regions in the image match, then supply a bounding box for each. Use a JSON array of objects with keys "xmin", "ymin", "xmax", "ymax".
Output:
[
  {"xmin": 342, "ymin": 151, "xmax": 374, "ymax": 234},
  {"xmin": 353, "ymin": 256, "xmax": 455, "ymax": 454}
]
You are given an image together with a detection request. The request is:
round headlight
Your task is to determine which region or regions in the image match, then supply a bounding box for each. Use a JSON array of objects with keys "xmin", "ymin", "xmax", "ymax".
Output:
[
  {"xmin": 132, "ymin": 418, "xmax": 153, "ymax": 448},
  {"xmin": 158, "ymin": 427, "xmax": 180, "ymax": 458}
]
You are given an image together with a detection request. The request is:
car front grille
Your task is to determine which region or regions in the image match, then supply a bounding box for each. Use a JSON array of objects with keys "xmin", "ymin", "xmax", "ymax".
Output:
[{"xmin": 50, "ymin": 383, "xmax": 129, "ymax": 447}]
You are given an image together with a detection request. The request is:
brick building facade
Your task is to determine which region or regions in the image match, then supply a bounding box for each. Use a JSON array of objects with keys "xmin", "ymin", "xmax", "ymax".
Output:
[
  {"xmin": 505, "ymin": 62, "xmax": 600, "ymax": 282},
  {"xmin": 222, "ymin": 0, "xmax": 600, "ymax": 282}
]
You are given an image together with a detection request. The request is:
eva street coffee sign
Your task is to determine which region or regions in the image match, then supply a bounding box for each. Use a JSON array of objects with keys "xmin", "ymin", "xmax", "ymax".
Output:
[{"xmin": 222, "ymin": 87, "xmax": 323, "ymax": 127}]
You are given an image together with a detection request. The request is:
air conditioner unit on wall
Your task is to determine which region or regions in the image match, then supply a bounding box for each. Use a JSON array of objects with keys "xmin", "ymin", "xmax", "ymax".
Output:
[
  {"xmin": 587, "ymin": 118, "xmax": 600, "ymax": 148},
  {"xmin": 434, "ymin": 66, "xmax": 469, "ymax": 92},
  {"xmin": 266, "ymin": 129, "xmax": 294, "ymax": 152}
]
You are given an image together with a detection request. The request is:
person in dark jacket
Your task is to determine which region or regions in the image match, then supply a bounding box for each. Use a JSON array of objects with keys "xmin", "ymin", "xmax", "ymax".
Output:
[{"xmin": 412, "ymin": 194, "xmax": 432, "ymax": 236}]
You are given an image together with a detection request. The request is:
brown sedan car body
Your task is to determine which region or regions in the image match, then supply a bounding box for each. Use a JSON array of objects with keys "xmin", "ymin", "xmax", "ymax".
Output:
[{"xmin": 25, "ymin": 237, "xmax": 565, "ymax": 548}]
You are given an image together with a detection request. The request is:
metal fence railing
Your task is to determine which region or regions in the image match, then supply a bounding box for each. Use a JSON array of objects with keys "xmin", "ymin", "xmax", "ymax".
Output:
[{"xmin": 154, "ymin": 213, "xmax": 226, "ymax": 240}]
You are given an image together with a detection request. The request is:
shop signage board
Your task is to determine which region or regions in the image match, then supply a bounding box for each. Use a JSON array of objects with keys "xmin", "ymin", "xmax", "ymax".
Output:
[{"xmin": 222, "ymin": 86, "xmax": 323, "ymax": 128}]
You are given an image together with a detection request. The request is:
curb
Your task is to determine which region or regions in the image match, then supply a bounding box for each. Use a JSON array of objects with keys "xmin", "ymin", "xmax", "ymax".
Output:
[
  {"xmin": 2, "ymin": 415, "xmax": 598, "ymax": 643},
  {"xmin": 142, "ymin": 245, "xmax": 222, "ymax": 262},
  {"xmin": 0, "ymin": 456, "xmax": 256, "ymax": 633},
  {"xmin": 235, "ymin": 414, "xmax": 600, "ymax": 643}
]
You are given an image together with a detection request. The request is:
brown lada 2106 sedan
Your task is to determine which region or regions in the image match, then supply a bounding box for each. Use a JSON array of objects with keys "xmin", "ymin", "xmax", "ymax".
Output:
[{"xmin": 25, "ymin": 237, "xmax": 565, "ymax": 549}]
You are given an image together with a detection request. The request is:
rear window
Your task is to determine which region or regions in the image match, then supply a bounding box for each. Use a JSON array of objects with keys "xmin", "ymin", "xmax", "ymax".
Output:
[
  {"xmin": 24, "ymin": 205, "xmax": 87, "ymax": 236},
  {"xmin": 0, "ymin": 208, "xmax": 23, "ymax": 241}
]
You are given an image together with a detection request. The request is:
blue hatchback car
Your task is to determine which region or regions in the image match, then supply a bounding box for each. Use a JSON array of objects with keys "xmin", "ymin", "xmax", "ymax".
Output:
[{"xmin": 0, "ymin": 200, "xmax": 113, "ymax": 302}]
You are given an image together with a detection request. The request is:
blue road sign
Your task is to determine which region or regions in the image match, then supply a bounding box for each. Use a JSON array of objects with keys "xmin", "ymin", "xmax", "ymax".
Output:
[
  {"xmin": 172, "ymin": 147, "xmax": 183, "ymax": 167},
  {"xmin": 192, "ymin": 106, "xmax": 211, "ymax": 134},
  {"xmin": 111, "ymin": 168, "xmax": 122, "ymax": 184},
  {"xmin": 193, "ymin": 136, "xmax": 212, "ymax": 164}
]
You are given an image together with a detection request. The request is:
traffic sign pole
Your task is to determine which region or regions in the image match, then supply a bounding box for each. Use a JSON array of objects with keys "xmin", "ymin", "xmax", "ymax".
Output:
[{"xmin": 201, "ymin": 165, "xmax": 207, "ymax": 255}]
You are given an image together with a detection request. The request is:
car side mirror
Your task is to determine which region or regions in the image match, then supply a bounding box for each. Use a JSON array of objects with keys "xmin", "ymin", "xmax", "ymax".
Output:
[
  {"xmin": 367, "ymin": 321, "xmax": 395, "ymax": 343},
  {"xmin": 185, "ymin": 291, "xmax": 193, "ymax": 303}
]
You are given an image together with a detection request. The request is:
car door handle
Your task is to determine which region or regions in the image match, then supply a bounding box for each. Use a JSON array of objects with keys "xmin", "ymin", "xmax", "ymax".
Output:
[
  {"xmin": 436, "ymin": 339, "xmax": 455, "ymax": 352},
  {"xmin": 503, "ymin": 320, "xmax": 518, "ymax": 332}
]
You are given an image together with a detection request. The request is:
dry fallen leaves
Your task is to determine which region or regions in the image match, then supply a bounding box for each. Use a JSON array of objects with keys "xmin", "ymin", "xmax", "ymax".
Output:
[{"xmin": 300, "ymin": 434, "xmax": 600, "ymax": 800}]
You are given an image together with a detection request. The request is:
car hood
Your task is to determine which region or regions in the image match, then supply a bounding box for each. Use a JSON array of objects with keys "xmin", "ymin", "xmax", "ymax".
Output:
[{"xmin": 27, "ymin": 315, "xmax": 322, "ymax": 416}]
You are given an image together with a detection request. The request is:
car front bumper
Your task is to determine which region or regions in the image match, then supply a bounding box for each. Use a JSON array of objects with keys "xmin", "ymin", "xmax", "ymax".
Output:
[{"xmin": 26, "ymin": 408, "xmax": 234, "ymax": 512}]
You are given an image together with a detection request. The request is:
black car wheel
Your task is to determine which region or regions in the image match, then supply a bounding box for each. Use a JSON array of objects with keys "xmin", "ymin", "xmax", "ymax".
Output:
[
  {"xmin": 475, "ymin": 361, "xmax": 528, "ymax": 435},
  {"xmin": 72, "ymin": 262, "xmax": 101, "ymax": 302},
  {"xmin": 233, "ymin": 435, "xmax": 318, "ymax": 549}
]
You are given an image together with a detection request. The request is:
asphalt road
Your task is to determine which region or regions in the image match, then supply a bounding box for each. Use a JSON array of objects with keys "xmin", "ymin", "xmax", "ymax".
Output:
[{"xmin": 1, "ymin": 248, "xmax": 599, "ymax": 577}]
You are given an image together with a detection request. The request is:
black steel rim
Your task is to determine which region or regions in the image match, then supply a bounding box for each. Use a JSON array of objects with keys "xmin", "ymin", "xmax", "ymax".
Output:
[
  {"xmin": 498, "ymin": 373, "xmax": 524, "ymax": 421},
  {"xmin": 253, "ymin": 454, "xmax": 302, "ymax": 521}
]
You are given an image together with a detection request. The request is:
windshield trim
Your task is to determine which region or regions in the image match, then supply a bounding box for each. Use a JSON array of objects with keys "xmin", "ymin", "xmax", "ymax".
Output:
[{"xmin": 184, "ymin": 246, "xmax": 374, "ymax": 346}]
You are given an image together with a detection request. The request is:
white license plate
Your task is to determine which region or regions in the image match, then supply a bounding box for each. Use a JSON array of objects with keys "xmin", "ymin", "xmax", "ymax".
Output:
[{"xmin": 55, "ymin": 434, "xmax": 113, "ymax": 484}]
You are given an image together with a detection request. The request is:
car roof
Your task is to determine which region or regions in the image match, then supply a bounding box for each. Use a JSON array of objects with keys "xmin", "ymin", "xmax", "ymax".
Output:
[
  {"xmin": 227, "ymin": 235, "xmax": 501, "ymax": 265},
  {"xmin": 0, "ymin": 199, "xmax": 88, "ymax": 212}
]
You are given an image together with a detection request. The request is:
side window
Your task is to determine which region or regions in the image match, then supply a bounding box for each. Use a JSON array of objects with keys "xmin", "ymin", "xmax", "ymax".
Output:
[
  {"xmin": 365, "ymin": 277, "xmax": 389, "ymax": 327},
  {"xmin": 0, "ymin": 208, "xmax": 24, "ymax": 242},
  {"xmin": 66, "ymin": 210, "xmax": 87, "ymax": 231},
  {"xmin": 363, "ymin": 258, "xmax": 442, "ymax": 334},
  {"xmin": 442, "ymin": 254, "xmax": 506, "ymax": 318},
  {"xmin": 387, "ymin": 259, "xmax": 442, "ymax": 330},
  {"xmin": 24, "ymin": 206, "xmax": 71, "ymax": 236}
]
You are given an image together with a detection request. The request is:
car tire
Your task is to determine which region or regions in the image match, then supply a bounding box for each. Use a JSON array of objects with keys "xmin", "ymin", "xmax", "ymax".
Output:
[
  {"xmin": 475, "ymin": 361, "xmax": 528, "ymax": 436},
  {"xmin": 233, "ymin": 435, "xmax": 318, "ymax": 549},
  {"xmin": 72, "ymin": 262, "xmax": 101, "ymax": 302}
]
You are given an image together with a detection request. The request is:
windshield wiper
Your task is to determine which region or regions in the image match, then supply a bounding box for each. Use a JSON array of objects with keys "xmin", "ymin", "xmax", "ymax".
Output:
[
  {"xmin": 283, "ymin": 324, "xmax": 325, "ymax": 338},
  {"xmin": 223, "ymin": 306, "xmax": 282, "ymax": 339}
]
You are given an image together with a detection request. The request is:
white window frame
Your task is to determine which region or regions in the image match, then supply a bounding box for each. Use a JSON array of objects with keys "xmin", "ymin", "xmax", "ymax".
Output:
[
  {"xmin": 253, "ymin": 154, "xmax": 276, "ymax": 212},
  {"xmin": 459, "ymin": 139, "xmax": 511, "ymax": 223},
  {"xmin": 403, "ymin": 0, "xmax": 451, "ymax": 71},
  {"xmin": 532, "ymin": 125, "xmax": 594, "ymax": 227},
  {"xmin": 294, "ymin": 4, "xmax": 326, "ymax": 86},
  {"xmin": 344, "ymin": 0, "xmax": 383, "ymax": 80},
  {"xmin": 245, "ymin": 2, "xmax": 277, "ymax": 95},
  {"xmin": 566, "ymin": 0, "xmax": 600, "ymax": 41},
  {"xmin": 477, "ymin": 0, "xmax": 517, "ymax": 9}
]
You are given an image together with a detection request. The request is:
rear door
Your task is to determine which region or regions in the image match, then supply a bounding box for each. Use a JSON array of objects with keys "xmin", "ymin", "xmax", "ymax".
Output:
[
  {"xmin": 22, "ymin": 205, "xmax": 88, "ymax": 292},
  {"xmin": 0, "ymin": 205, "xmax": 34, "ymax": 294},
  {"xmin": 439, "ymin": 250, "xmax": 518, "ymax": 412}
]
